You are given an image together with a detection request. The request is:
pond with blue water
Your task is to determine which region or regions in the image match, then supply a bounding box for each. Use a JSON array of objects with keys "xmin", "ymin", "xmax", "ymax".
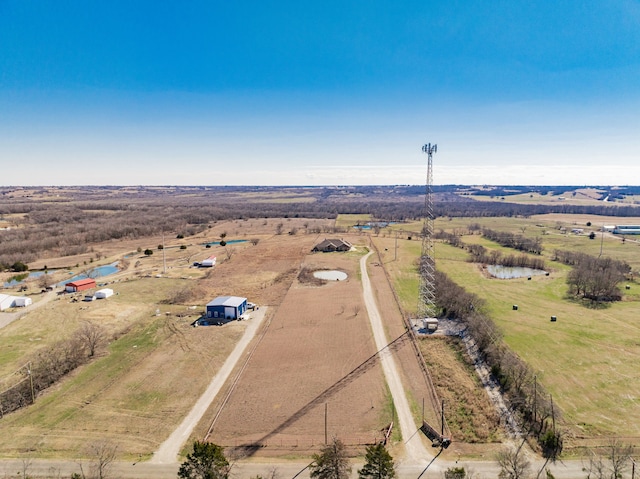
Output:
[
  {"xmin": 203, "ymin": 239, "xmax": 248, "ymax": 246},
  {"xmin": 352, "ymin": 222, "xmax": 396, "ymax": 230},
  {"xmin": 4, "ymin": 271, "xmax": 53, "ymax": 288},
  {"xmin": 4, "ymin": 262, "xmax": 121, "ymax": 288},
  {"xmin": 59, "ymin": 262, "xmax": 120, "ymax": 286}
]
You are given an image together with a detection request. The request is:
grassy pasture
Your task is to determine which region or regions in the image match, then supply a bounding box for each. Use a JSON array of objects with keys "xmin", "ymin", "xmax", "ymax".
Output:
[
  {"xmin": 334, "ymin": 213, "xmax": 372, "ymax": 229},
  {"xmin": 0, "ymin": 275, "xmax": 247, "ymax": 459},
  {"xmin": 379, "ymin": 213, "xmax": 640, "ymax": 441}
]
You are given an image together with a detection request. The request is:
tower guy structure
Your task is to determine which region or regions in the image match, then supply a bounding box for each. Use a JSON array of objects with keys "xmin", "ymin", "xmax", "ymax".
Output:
[{"xmin": 418, "ymin": 143, "xmax": 437, "ymax": 324}]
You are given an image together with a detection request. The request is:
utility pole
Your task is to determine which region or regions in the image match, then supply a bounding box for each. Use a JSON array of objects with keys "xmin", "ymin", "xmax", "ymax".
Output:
[
  {"xmin": 324, "ymin": 403, "xmax": 328, "ymax": 445},
  {"xmin": 27, "ymin": 362, "xmax": 34, "ymax": 404},
  {"xmin": 394, "ymin": 231, "xmax": 398, "ymax": 261},
  {"xmin": 533, "ymin": 375, "xmax": 537, "ymax": 424},
  {"xmin": 162, "ymin": 231, "xmax": 167, "ymax": 274}
]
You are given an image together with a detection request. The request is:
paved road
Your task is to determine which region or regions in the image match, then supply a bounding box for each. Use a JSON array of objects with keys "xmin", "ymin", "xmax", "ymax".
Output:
[
  {"xmin": 151, "ymin": 307, "xmax": 268, "ymax": 464},
  {"xmin": 360, "ymin": 251, "xmax": 431, "ymax": 466}
]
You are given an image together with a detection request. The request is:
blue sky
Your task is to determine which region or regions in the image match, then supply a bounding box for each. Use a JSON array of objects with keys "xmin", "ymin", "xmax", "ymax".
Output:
[{"xmin": 1, "ymin": 1, "xmax": 639, "ymax": 186}]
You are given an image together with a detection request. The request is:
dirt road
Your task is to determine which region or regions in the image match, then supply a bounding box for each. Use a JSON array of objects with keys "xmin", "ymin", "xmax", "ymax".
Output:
[
  {"xmin": 150, "ymin": 307, "xmax": 268, "ymax": 464},
  {"xmin": 360, "ymin": 252, "xmax": 431, "ymax": 465},
  {"xmin": 0, "ymin": 289, "xmax": 59, "ymax": 330}
]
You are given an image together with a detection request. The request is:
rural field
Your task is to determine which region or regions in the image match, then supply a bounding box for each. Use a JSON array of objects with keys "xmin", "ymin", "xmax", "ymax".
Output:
[
  {"xmin": 374, "ymin": 212, "xmax": 640, "ymax": 451},
  {"xmin": 1, "ymin": 185, "xmax": 639, "ymax": 468}
]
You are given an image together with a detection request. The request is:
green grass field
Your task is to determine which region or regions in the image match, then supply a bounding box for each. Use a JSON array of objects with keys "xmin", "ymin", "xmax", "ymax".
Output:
[
  {"xmin": 335, "ymin": 213, "xmax": 372, "ymax": 229},
  {"xmin": 383, "ymin": 213, "xmax": 640, "ymax": 440}
]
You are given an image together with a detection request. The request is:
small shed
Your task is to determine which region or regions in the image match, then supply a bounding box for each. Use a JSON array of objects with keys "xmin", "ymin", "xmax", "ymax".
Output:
[
  {"xmin": 422, "ymin": 318, "xmax": 439, "ymax": 332},
  {"xmin": 65, "ymin": 278, "xmax": 96, "ymax": 293},
  {"xmin": 206, "ymin": 296, "xmax": 248, "ymax": 320},
  {"xmin": 201, "ymin": 256, "xmax": 217, "ymax": 268},
  {"xmin": 13, "ymin": 296, "xmax": 32, "ymax": 307},
  {"xmin": 95, "ymin": 288, "xmax": 114, "ymax": 299}
]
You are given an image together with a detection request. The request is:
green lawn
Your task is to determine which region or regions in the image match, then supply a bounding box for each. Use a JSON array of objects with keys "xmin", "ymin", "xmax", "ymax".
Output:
[{"xmin": 385, "ymin": 214, "xmax": 640, "ymax": 439}]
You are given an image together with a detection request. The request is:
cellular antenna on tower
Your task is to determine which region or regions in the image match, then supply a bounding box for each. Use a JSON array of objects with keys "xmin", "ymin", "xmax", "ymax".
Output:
[{"xmin": 418, "ymin": 143, "xmax": 438, "ymax": 330}]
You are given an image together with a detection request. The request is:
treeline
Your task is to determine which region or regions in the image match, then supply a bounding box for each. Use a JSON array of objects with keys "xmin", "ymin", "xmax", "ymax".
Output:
[
  {"xmin": 481, "ymin": 228, "xmax": 543, "ymax": 255},
  {"xmin": 3, "ymin": 187, "xmax": 640, "ymax": 269},
  {"xmin": 433, "ymin": 230, "xmax": 545, "ymax": 270},
  {"xmin": 554, "ymin": 250, "xmax": 631, "ymax": 302},
  {"xmin": 436, "ymin": 270, "xmax": 562, "ymax": 456},
  {"xmin": 0, "ymin": 324, "xmax": 104, "ymax": 416},
  {"xmin": 468, "ymin": 245, "xmax": 546, "ymax": 270}
]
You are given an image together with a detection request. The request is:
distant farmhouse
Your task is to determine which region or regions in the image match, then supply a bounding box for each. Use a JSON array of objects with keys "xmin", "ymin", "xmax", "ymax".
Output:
[{"xmin": 312, "ymin": 238, "xmax": 352, "ymax": 253}]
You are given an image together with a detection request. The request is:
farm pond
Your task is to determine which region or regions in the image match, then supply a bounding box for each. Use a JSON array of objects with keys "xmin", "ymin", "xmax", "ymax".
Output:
[
  {"xmin": 486, "ymin": 265, "xmax": 547, "ymax": 279},
  {"xmin": 313, "ymin": 270, "xmax": 348, "ymax": 281}
]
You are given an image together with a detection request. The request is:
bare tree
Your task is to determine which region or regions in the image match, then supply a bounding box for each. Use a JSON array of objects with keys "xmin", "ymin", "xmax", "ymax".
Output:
[
  {"xmin": 496, "ymin": 443, "xmax": 530, "ymax": 479},
  {"xmin": 250, "ymin": 238, "xmax": 260, "ymax": 246},
  {"xmin": 78, "ymin": 440, "xmax": 117, "ymax": 479},
  {"xmin": 352, "ymin": 305, "xmax": 361, "ymax": 317},
  {"xmin": 75, "ymin": 322, "xmax": 106, "ymax": 358},
  {"xmin": 38, "ymin": 272, "xmax": 54, "ymax": 290},
  {"xmin": 224, "ymin": 246, "xmax": 235, "ymax": 260},
  {"xmin": 583, "ymin": 439, "xmax": 633, "ymax": 479}
]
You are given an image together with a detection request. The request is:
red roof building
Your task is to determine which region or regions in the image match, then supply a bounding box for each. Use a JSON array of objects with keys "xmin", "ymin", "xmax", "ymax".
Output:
[{"xmin": 65, "ymin": 278, "xmax": 97, "ymax": 292}]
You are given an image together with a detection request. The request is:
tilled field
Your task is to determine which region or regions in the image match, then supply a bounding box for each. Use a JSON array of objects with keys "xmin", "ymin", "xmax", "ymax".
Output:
[{"xmin": 198, "ymin": 249, "xmax": 392, "ymax": 454}]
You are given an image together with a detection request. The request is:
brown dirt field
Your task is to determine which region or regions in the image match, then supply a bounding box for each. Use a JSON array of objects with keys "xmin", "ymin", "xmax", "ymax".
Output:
[{"xmin": 193, "ymin": 245, "xmax": 393, "ymax": 455}]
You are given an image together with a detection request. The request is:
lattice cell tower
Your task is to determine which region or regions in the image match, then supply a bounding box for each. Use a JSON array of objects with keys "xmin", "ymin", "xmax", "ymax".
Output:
[{"xmin": 418, "ymin": 143, "xmax": 437, "ymax": 322}]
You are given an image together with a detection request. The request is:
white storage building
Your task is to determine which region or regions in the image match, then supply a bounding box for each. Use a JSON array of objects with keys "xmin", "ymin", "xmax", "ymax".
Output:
[
  {"xmin": 201, "ymin": 256, "xmax": 217, "ymax": 268},
  {"xmin": 0, "ymin": 294, "xmax": 32, "ymax": 310},
  {"xmin": 95, "ymin": 288, "xmax": 114, "ymax": 299},
  {"xmin": 13, "ymin": 297, "xmax": 32, "ymax": 307},
  {"xmin": 0, "ymin": 294, "xmax": 15, "ymax": 311}
]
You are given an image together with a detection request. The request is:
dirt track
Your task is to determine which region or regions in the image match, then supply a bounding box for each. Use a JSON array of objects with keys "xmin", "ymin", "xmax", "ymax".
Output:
[{"xmin": 359, "ymin": 251, "xmax": 430, "ymax": 464}]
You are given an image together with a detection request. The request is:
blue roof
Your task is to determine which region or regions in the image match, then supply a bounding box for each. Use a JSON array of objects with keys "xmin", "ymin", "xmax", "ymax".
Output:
[{"xmin": 206, "ymin": 296, "xmax": 247, "ymax": 308}]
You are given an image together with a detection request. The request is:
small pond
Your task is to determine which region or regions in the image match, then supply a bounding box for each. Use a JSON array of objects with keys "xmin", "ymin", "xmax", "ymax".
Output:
[
  {"xmin": 313, "ymin": 270, "xmax": 348, "ymax": 281},
  {"xmin": 203, "ymin": 239, "xmax": 248, "ymax": 246},
  {"xmin": 59, "ymin": 261, "xmax": 120, "ymax": 286},
  {"xmin": 4, "ymin": 270, "xmax": 57, "ymax": 288},
  {"xmin": 487, "ymin": 265, "xmax": 547, "ymax": 279},
  {"xmin": 352, "ymin": 222, "xmax": 397, "ymax": 230}
]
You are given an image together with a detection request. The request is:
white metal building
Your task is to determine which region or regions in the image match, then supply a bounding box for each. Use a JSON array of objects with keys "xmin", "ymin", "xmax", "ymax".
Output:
[{"xmin": 95, "ymin": 288, "xmax": 114, "ymax": 299}]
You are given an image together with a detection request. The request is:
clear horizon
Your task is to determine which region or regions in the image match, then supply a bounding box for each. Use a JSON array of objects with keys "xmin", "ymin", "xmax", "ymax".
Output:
[{"xmin": 1, "ymin": 2, "xmax": 639, "ymax": 187}]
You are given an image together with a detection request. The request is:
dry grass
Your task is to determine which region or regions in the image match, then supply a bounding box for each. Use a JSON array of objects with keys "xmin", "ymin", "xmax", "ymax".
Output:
[{"xmin": 417, "ymin": 336, "xmax": 501, "ymax": 444}]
